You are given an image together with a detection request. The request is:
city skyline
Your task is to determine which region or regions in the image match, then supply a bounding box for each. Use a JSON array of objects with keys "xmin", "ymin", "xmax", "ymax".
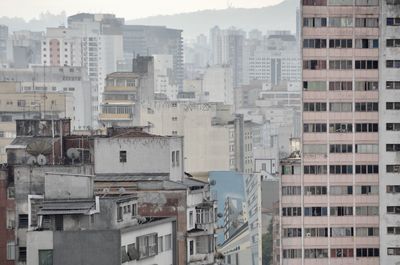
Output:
[{"xmin": 0, "ymin": 0, "xmax": 284, "ymax": 21}]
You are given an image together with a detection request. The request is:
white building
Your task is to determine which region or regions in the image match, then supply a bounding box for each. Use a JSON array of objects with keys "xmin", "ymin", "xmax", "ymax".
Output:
[
  {"xmin": 243, "ymin": 32, "xmax": 301, "ymax": 86},
  {"xmin": 94, "ymin": 128, "xmax": 184, "ymax": 182},
  {"xmin": 202, "ymin": 65, "xmax": 233, "ymax": 105},
  {"xmin": 137, "ymin": 101, "xmax": 235, "ymax": 174},
  {"xmin": 380, "ymin": 1, "xmax": 400, "ymax": 263},
  {"xmin": 153, "ymin": 54, "xmax": 179, "ymax": 100}
]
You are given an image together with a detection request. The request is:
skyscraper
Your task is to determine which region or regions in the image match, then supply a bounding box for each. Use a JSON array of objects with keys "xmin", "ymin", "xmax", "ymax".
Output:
[{"xmin": 280, "ymin": 0, "xmax": 387, "ymax": 264}]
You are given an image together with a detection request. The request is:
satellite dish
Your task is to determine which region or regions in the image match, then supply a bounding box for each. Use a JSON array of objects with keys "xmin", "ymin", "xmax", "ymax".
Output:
[
  {"xmin": 26, "ymin": 140, "xmax": 52, "ymax": 156},
  {"xmin": 37, "ymin": 154, "xmax": 47, "ymax": 166},
  {"xmin": 26, "ymin": 156, "xmax": 37, "ymax": 165},
  {"xmin": 118, "ymin": 187, "xmax": 126, "ymax": 194},
  {"xmin": 67, "ymin": 148, "xmax": 80, "ymax": 164}
]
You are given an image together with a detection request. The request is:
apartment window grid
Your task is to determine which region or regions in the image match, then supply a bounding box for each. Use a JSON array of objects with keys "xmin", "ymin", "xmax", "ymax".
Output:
[{"xmin": 295, "ymin": 1, "xmax": 382, "ymax": 262}]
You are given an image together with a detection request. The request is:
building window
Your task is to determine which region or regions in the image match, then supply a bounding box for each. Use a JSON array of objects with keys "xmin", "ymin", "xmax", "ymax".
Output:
[
  {"xmin": 303, "ymin": 0, "xmax": 327, "ymax": 5},
  {"xmin": 355, "ymin": 102, "xmax": 378, "ymax": 112},
  {"xmin": 7, "ymin": 210, "xmax": 15, "ymax": 229},
  {"xmin": 131, "ymin": 204, "xmax": 137, "ymax": 217},
  {"xmin": 304, "ymin": 186, "xmax": 327, "ymax": 195},
  {"xmin": 329, "ymin": 39, "xmax": 352, "ymax": 48},
  {"xmin": 7, "ymin": 186, "xmax": 15, "ymax": 199},
  {"xmin": 189, "ymin": 211, "xmax": 194, "ymax": 226},
  {"xmin": 304, "ymin": 165, "xmax": 327, "ymax": 174},
  {"xmin": 387, "ymin": 81, "xmax": 400, "ymax": 90},
  {"xmin": 117, "ymin": 206, "xmax": 123, "ymax": 222},
  {"xmin": 355, "ymin": 144, "xmax": 378, "ymax": 154},
  {"xmin": 330, "ymin": 206, "xmax": 353, "ymax": 216},
  {"xmin": 282, "ymin": 207, "xmax": 302, "ymax": 216},
  {"xmin": 355, "ymin": 39, "xmax": 378, "ymax": 48},
  {"xmin": 387, "ymin": 185, "xmax": 400, "ymax": 193},
  {"xmin": 356, "ymin": 81, "xmax": 378, "ymax": 91},
  {"xmin": 356, "ymin": 206, "xmax": 379, "ymax": 216},
  {"xmin": 388, "ymin": 0, "xmax": 400, "ymax": 4},
  {"xmin": 387, "ymin": 17, "xmax": 400, "ymax": 26},
  {"xmin": 304, "ymin": 248, "xmax": 328, "ymax": 259},
  {"xmin": 303, "ymin": 17, "xmax": 327, "ymax": 27},
  {"xmin": 387, "ymin": 144, "xmax": 400, "ymax": 152},
  {"xmin": 387, "ymin": 206, "xmax": 400, "ymax": 214},
  {"xmin": 329, "ymin": 102, "xmax": 352, "ymax": 112},
  {"xmin": 329, "ymin": 123, "xmax": 352, "ymax": 133},
  {"xmin": 387, "ymin": 165, "xmax": 400, "ymax": 173},
  {"xmin": 387, "ymin": 60, "xmax": 400, "ymax": 68},
  {"xmin": 303, "ymin": 60, "xmax": 327, "ymax": 70},
  {"xmin": 386, "ymin": 102, "xmax": 400, "ymax": 110},
  {"xmin": 330, "ymin": 165, "xmax": 353, "ymax": 174},
  {"xmin": 329, "ymin": 81, "xmax": 352, "ymax": 91},
  {"xmin": 329, "ymin": 144, "xmax": 353, "ymax": 153},
  {"xmin": 388, "ymin": 248, "xmax": 400, "ymax": 256},
  {"xmin": 119, "ymin": 151, "xmax": 127, "ymax": 163},
  {"xmin": 356, "ymin": 227, "xmax": 379, "ymax": 237},
  {"xmin": 175, "ymin": 151, "xmax": 180, "ymax": 167},
  {"xmin": 303, "ymin": 102, "xmax": 327, "ymax": 111},
  {"xmin": 355, "ymin": 185, "xmax": 379, "ymax": 195},
  {"xmin": 331, "ymin": 248, "xmax": 354, "ymax": 258},
  {"xmin": 137, "ymin": 233, "xmax": 158, "ymax": 259},
  {"xmin": 19, "ymin": 214, "xmax": 28, "ymax": 228},
  {"xmin": 282, "ymin": 249, "xmax": 302, "ymax": 259},
  {"xmin": 19, "ymin": 247, "xmax": 27, "ymax": 262},
  {"xmin": 355, "ymin": 123, "xmax": 378, "ymax": 132},
  {"xmin": 387, "ymin": 39, "xmax": 400, "ymax": 47},
  {"xmin": 189, "ymin": 240, "xmax": 194, "ymax": 255},
  {"xmin": 355, "ymin": 18, "xmax": 379, "ymax": 27},
  {"xmin": 283, "ymin": 228, "xmax": 302, "ymax": 238},
  {"xmin": 355, "ymin": 60, "xmax": 379, "ymax": 69},
  {"xmin": 356, "ymin": 248, "xmax": 379, "ymax": 257},
  {"xmin": 355, "ymin": 165, "xmax": 379, "ymax": 174},
  {"xmin": 329, "ymin": 17, "xmax": 353, "ymax": 27},
  {"xmin": 164, "ymin": 234, "xmax": 172, "ymax": 251},
  {"xmin": 158, "ymin": 237, "xmax": 163, "ymax": 252},
  {"xmin": 387, "ymin": 123, "xmax": 400, "ymax": 131},
  {"xmin": 282, "ymin": 186, "xmax": 302, "ymax": 196},
  {"xmin": 330, "ymin": 227, "xmax": 353, "ymax": 237},
  {"xmin": 6, "ymin": 241, "xmax": 15, "ymax": 260},
  {"xmin": 304, "ymin": 207, "xmax": 327, "ymax": 216},
  {"xmin": 172, "ymin": 151, "xmax": 176, "ymax": 167},
  {"xmin": 303, "ymin": 123, "xmax": 327, "ymax": 133},
  {"xmin": 329, "ymin": 60, "xmax": 352, "ymax": 70},
  {"xmin": 330, "ymin": 186, "xmax": 353, "ymax": 195},
  {"xmin": 303, "ymin": 39, "xmax": 327, "ymax": 48},
  {"xmin": 387, "ymin": 227, "xmax": 400, "ymax": 235},
  {"xmin": 39, "ymin": 250, "xmax": 53, "ymax": 265},
  {"xmin": 303, "ymin": 81, "xmax": 326, "ymax": 91},
  {"xmin": 304, "ymin": 228, "xmax": 328, "ymax": 237}
]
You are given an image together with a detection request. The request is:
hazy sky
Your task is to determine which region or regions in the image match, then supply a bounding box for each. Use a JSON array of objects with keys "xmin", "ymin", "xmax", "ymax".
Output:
[{"xmin": 1, "ymin": 0, "xmax": 284, "ymax": 20}]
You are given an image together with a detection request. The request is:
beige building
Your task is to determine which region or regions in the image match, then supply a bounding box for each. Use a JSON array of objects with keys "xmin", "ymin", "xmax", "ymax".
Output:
[
  {"xmin": 0, "ymin": 82, "xmax": 73, "ymax": 162},
  {"xmin": 280, "ymin": 1, "xmax": 382, "ymax": 264},
  {"xmin": 138, "ymin": 101, "xmax": 235, "ymax": 174}
]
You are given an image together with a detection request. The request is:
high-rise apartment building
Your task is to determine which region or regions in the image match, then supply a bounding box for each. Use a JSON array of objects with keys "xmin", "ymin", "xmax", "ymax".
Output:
[
  {"xmin": 122, "ymin": 25, "xmax": 183, "ymax": 89},
  {"xmin": 280, "ymin": 0, "xmax": 389, "ymax": 264}
]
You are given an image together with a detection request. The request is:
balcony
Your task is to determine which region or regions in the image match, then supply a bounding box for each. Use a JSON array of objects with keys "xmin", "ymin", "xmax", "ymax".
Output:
[{"xmin": 98, "ymin": 113, "xmax": 132, "ymax": 121}]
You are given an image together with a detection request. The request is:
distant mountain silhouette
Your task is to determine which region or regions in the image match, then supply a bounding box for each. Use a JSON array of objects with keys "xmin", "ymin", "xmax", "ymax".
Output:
[
  {"xmin": 0, "ymin": 12, "xmax": 66, "ymax": 32},
  {"xmin": 127, "ymin": 0, "xmax": 298, "ymax": 38},
  {"xmin": 0, "ymin": 0, "xmax": 298, "ymax": 37}
]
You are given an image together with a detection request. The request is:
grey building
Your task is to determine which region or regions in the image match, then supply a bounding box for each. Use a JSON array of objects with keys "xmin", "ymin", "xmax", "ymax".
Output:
[
  {"xmin": 0, "ymin": 25, "xmax": 8, "ymax": 64},
  {"xmin": 122, "ymin": 25, "xmax": 183, "ymax": 89}
]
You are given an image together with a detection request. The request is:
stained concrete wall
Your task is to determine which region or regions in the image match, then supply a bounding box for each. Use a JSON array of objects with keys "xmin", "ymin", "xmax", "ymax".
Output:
[
  {"xmin": 44, "ymin": 173, "xmax": 94, "ymax": 199},
  {"xmin": 53, "ymin": 230, "xmax": 120, "ymax": 265}
]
